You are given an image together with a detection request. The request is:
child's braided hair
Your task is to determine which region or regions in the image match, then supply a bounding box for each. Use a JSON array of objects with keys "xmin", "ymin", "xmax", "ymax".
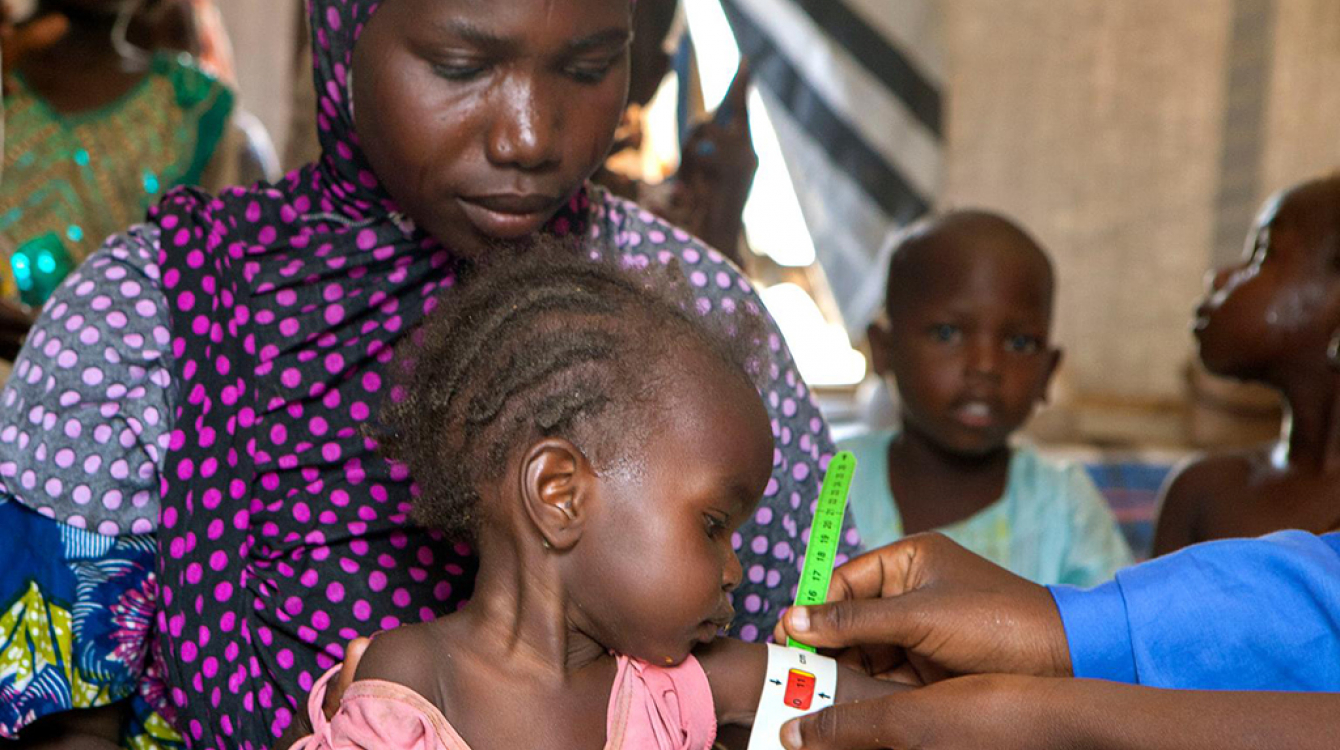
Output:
[{"xmin": 380, "ymin": 237, "xmax": 769, "ymax": 541}]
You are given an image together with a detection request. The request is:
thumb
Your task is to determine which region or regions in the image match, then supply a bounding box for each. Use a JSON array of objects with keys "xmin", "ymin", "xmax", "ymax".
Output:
[
  {"xmin": 783, "ymin": 596, "xmax": 928, "ymax": 651},
  {"xmin": 780, "ymin": 698, "xmax": 905, "ymax": 750}
]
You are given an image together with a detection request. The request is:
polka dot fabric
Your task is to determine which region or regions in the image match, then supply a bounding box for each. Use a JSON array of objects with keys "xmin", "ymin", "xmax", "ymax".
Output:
[
  {"xmin": 0, "ymin": 224, "xmax": 170, "ymax": 536},
  {"xmin": 0, "ymin": 2, "xmax": 857, "ymax": 749}
]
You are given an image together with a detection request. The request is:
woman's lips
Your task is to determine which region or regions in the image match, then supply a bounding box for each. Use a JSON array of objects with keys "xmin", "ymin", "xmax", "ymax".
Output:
[{"xmin": 457, "ymin": 193, "xmax": 562, "ymax": 240}]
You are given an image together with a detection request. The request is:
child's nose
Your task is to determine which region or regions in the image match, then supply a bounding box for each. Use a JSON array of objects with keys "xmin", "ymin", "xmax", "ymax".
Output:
[
  {"xmin": 966, "ymin": 336, "xmax": 1002, "ymax": 379},
  {"xmin": 722, "ymin": 550, "xmax": 743, "ymax": 592}
]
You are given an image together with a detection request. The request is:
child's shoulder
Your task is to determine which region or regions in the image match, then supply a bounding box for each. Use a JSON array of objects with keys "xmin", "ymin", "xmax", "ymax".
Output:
[
  {"xmin": 1165, "ymin": 448, "xmax": 1267, "ymax": 502},
  {"xmin": 1153, "ymin": 446, "xmax": 1272, "ymax": 554},
  {"xmin": 353, "ymin": 621, "xmax": 450, "ymax": 702}
]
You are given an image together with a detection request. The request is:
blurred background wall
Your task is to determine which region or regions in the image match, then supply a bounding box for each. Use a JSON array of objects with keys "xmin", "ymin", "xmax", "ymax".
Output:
[
  {"xmin": 216, "ymin": 0, "xmax": 1340, "ymax": 447},
  {"xmin": 937, "ymin": 0, "xmax": 1340, "ymax": 445}
]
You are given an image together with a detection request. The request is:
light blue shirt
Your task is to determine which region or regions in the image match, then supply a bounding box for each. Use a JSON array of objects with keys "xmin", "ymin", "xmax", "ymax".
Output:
[
  {"xmin": 840, "ymin": 430, "xmax": 1133, "ymax": 586},
  {"xmin": 1052, "ymin": 531, "xmax": 1340, "ymax": 689}
]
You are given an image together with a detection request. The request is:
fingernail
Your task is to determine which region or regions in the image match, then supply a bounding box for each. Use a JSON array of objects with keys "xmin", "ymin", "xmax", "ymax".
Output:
[
  {"xmin": 790, "ymin": 606, "xmax": 810, "ymax": 632},
  {"xmin": 781, "ymin": 719, "xmax": 802, "ymax": 749}
]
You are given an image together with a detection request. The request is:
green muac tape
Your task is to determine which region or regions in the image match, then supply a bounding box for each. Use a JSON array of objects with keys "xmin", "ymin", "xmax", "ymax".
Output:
[{"xmin": 786, "ymin": 450, "xmax": 855, "ymax": 653}]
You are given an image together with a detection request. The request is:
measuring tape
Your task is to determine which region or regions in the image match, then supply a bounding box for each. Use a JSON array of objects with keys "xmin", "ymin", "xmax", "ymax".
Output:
[
  {"xmin": 786, "ymin": 450, "xmax": 856, "ymax": 652},
  {"xmin": 747, "ymin": 452, "xmax": 857, "ymax": 750}
]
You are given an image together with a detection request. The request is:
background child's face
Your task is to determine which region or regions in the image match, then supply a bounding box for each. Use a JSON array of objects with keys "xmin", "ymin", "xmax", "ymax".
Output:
[
  {"xmin": 873, "ymin": 246, "xmax": 1059, "ymax": 456},
  {"xmin": 352, "ymin": 0, "xmax": 631, "ymax": 258},
  {"xmin": 568, "ymin": 351, "xmax": 773, "ymax": 665},
  {"xmin": 1196, "ymin": 183, "xmax": 1340, "ymax": 380}
]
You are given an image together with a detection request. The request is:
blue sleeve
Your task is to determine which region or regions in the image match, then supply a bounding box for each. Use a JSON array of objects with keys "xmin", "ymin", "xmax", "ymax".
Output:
[{"xmin": 1049, "ymin": 531, "xmax": 1340, "ymax": 690}]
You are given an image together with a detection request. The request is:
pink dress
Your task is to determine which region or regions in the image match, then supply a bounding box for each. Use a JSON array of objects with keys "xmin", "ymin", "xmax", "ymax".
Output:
[{"xmin": 291, "ymin": 655, "xmax": 718, "ymax": 750}]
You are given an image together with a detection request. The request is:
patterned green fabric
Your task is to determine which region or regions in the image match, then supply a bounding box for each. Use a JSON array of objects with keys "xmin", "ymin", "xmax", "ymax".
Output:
[{"xmin": 0, "ymin": 52, "xmax": 233, "ymax": 305}]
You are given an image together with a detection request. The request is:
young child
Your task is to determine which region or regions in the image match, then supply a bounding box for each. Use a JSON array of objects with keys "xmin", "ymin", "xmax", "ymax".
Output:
[
  {"xmin": 1154, "ymin": 176, "xmax": 1340, "ymax": 555},
  {"xmin": 291, "ymin": 244, "xmax": 898, "ymax": 750},
  {"xmin": 842, "ymin": 210, "xmax": 1133, "ymax": 586}
]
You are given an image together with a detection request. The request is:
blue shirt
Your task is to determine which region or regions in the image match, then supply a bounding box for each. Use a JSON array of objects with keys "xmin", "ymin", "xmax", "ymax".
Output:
[{"xmin": 1051, "ymin": 531, "xmax": 1340, "ymax": 690}]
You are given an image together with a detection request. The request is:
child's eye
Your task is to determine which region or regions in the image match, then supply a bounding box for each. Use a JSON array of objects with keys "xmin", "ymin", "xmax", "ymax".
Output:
[
  {"xmin": 432, "ymin": 61, "xmax": 489, "ymax": 81},
  {"xmin": 703, "ymin": 513, "xmax": 728, "ymax": 538},
  {"xmin": 1004, "ymin": 335, "xmax": 1042, "ymax": 354},
  {"xmin": 929, "ymin": 323, "xmax": 961, "ymax": 344}
]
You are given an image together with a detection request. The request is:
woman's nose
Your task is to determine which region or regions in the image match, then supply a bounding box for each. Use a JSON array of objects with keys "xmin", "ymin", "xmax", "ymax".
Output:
[{"xmin": 486, "ymin": 75, "xmax": 560, "ymax": 171}]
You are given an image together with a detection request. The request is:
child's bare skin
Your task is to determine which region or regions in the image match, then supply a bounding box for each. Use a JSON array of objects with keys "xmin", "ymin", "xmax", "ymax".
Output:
[{"xmin": 1155, "ymin": 176, "xmax": 1340, "ymax": 555}]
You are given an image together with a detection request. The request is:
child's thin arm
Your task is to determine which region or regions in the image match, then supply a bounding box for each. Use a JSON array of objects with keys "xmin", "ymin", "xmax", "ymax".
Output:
[{"xmin": 696, "ymin": 638, "xmax": 911, "ymax": 727}]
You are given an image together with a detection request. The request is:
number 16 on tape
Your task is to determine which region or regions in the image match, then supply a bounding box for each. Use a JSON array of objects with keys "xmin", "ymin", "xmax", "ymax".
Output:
[{"xmin": 786, "ymin": 450, "xmax": 855, "ymax": 653}]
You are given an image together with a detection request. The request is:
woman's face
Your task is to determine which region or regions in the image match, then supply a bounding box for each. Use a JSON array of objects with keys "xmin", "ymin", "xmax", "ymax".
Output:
[{"xmin": 352, "ymin": 0, "xmax": 632, "ymax": 258}]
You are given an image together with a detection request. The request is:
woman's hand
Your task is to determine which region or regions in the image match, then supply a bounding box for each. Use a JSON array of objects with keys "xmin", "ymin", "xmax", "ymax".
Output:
[
  {"xmin": 775, "ymin": 533, "xmax": 1072, "ymax": 685},
  {"xmin": 644, "ymin": 60, "xmax": 757, "ymax": 266}
]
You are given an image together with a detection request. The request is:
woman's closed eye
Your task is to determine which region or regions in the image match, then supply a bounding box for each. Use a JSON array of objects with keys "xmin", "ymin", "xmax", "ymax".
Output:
[
  {"xmin": 431, "ymin": 58, "xmax": 489, "ymax": 81},
  {"xmin": 562, "ymin": 54, "xmax": 622, "ymax": 84}
]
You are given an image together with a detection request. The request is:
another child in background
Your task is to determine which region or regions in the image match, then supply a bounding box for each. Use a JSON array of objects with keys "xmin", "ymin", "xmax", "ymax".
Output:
[
  {"xmin": 0, "ymin": 0, "xmax": 265, "ymax": 308},
  {"xmin": 293, "ymin": 244, "xmax": 900, "ymax": 749},
  {"xmin": 1155, "ymin": 176, "xmax": 1340, "ymax": 555},
  {"xmin": 841, "ymin": 210, "xmax": 1133, "ymax": 586}
]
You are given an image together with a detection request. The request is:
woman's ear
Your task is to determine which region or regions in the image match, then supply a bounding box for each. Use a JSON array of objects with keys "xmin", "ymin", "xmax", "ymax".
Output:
[{"xmin": 519, "ymin": 438, "xmax": 596, "ymax": 551}]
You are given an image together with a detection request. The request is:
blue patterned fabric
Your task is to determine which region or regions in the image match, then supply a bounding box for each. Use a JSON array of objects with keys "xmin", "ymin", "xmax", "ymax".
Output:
[{"xmin": 0, "ymin": 496, "xmax": 178, "ymax": 747}]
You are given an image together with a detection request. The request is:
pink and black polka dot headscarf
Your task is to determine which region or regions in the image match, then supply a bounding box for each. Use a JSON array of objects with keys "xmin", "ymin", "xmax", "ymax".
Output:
[{"xmin": 147, "ymin": 1, "xmax": 584, "ymax": 747}]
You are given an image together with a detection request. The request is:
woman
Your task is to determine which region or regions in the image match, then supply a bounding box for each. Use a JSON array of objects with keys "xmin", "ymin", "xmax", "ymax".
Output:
[{"xmin": 0, "ymin": 1, "xmax": 856, "ymax": 747}]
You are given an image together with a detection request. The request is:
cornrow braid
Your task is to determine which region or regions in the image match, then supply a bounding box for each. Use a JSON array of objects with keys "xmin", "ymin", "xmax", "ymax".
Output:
[{"xmin": 380, "ymin": 237, "xmax": 769, "ymax": 541}]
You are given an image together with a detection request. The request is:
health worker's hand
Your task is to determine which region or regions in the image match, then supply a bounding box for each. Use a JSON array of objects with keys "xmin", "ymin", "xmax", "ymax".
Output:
[
  {"xmin": 775, "ymin": 533, "xmax": 1073, "ymax": 685},
  {"xmin": 778, "ymin": 673, "xmax": 1067, "ymax": 750}
]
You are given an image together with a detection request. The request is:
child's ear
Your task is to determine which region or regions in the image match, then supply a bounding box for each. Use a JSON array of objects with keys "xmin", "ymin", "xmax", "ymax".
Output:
[
  {"xmin": 519, "ymin": 438, "xmax": 595, "ymax": 551},
  {"xmin": 867, "ymin": 320, "xmax": 896, "ymax": 378},
  {"xmin": 1038, "ymin": 346, "xmax": 1064, "ymax": 403}
]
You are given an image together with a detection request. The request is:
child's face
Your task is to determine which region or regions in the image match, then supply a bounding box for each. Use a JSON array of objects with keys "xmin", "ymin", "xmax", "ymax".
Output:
[
  {"xmin": 352, "ymin": 0, "xmax": 631, "ymax": 258},
  {"xmin": 569, "ymin": 353, "xmax": 773, "ymax": 665},
  {"xmin": 873, "ymin": 246, "xmax": 1058, "ymax": 456},
  {"xmin": 1195, "ymin": 184, "xmax": 1340, "ymax": 378}
]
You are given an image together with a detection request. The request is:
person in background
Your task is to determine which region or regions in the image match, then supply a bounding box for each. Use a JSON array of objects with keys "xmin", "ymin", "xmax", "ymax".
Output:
[
  {"xmin": 842, "ymin": 211, "xmax": 1132, "ymax": 586},
  {"xmin": 0, "ymin": 0, "xmax": 854, "ymax": 747},
  {"xmin": 594, "ymin": 0, "xmax": 757, "ymax": 268},
  {"xmin": 0, "ymin": 0, "xmax": 269, "ymax": 311},
  {"xmin": 1155, "ymin": 175, "xmax": 1340, "ymax": 555},
  {"xmin": 769, "ymin": 530, "xmax": 1340, "ymax": 749}
]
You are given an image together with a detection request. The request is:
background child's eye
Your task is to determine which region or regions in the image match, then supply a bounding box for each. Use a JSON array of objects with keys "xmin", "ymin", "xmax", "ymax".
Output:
[
  {"xmin": 1005, "ymin": 334, "xmax": 1041, "ymax": 354},
  {"xmin": 929, "ymin": 323, "xmax": 961, "ymax": 343}
]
